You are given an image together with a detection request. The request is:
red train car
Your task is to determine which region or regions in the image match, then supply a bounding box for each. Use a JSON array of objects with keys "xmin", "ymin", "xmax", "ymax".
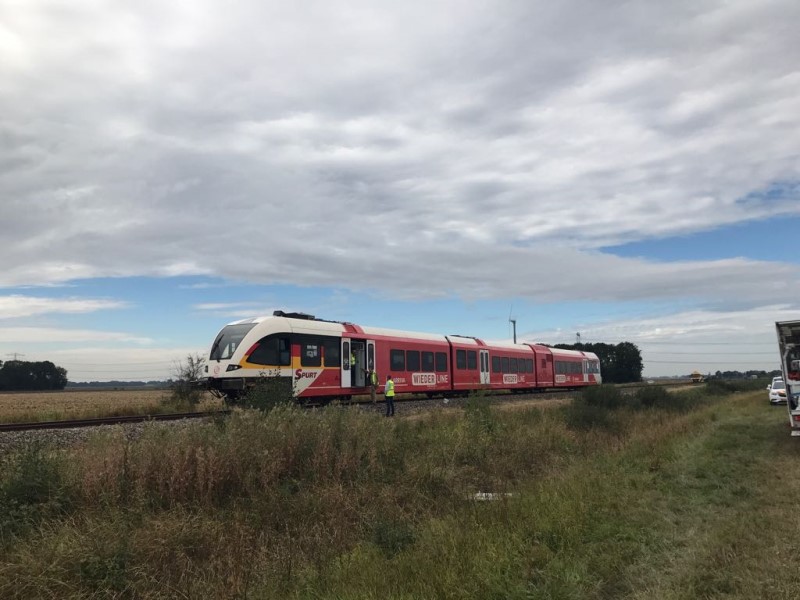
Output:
[{"xmin": 205, "ymin": 311, "xmax": 601, "ymax": 402}]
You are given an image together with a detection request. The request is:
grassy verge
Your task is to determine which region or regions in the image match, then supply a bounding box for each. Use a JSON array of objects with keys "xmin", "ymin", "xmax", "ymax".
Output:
[{"xmin": 1, "ymin": 387, "xmax": 798, "ymax": 598}]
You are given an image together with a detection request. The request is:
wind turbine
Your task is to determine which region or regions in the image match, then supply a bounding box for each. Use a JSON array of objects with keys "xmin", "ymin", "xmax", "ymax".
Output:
[{"xmin": 509, "ymin": 306, "xmax": 517, "ymax": 344}]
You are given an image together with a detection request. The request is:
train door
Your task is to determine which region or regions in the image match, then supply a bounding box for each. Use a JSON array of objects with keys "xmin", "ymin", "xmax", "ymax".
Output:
[
  {"xmin": 367, "ymin": 340, "xmax": 375, "ymax": 374},
  {"xmin": 583, "ymin": 359, "xmax": 589, "ymax": 384},
  {"xmin": 341, "ymin": 338, "xmax": 351, "ymax": 388},
  {"xmin": 351, "ymin": 340, "xmax": 366, "ymax": 387},
  {"xmin": 480, "ymin": 350, "xmax": 490, "ymax": 384}
]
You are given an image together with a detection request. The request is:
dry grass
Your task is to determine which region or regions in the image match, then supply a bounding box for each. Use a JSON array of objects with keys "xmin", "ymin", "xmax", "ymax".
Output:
[
  {"xmin": 3, "ymin": 386, "xmax": 797, "ymax": 599},
  {"xmin": 0, "ymin": 389, "xmax": 224, "ymax": 423}
]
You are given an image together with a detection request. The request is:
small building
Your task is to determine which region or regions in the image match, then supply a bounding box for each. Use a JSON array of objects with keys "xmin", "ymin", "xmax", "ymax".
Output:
[{"xmin": 690, "ymin": 371, "xmax": 704, "ymax": 384}]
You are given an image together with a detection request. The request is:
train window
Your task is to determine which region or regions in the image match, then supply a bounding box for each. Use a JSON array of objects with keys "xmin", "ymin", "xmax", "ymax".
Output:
[
  {"xmin": 391, "ymin": 349, "xmax": 405, "ymax": 371},
  {"xmin": 456, "ymin": 349, "xmax": 467, "ymax": 370},
  {"xmin": 407, "ymin": 350, "xmax": 420, "ymax": 371},
  {"xmin": 278, "ymin": 337, "xmax": 290, "ymax": 366},
  {"xmin": 247, "ymin": 336, "xmax": 278, "ymax": 365},
  {"xmin": 301, "ymin": 341, "xmax": 321, "ymax": 367},
  {"xmin": 248, "ymin": 335, "xmax": 292, "ymax": 366},
  {"xmin": 323, "ymin": 338, "xmax": 340, "ymax": 367},
  {"xmin": 435, "ymin": 352, "xmax": 448, "ymax": 372},
  {"xmin": 492, "ymin": 356, "xmax": 501, "ymax": 373},
  {"xmin": 501, "ymin": 357, "xmax": 509, "ymax": 373},
  {"xmin": 467, "ymin": 351, "xmax": 477, "ymax": 370},
  {"xmin": 342, "ymin": 341, "xmax": 350, "ymax": 370},
  {"xmin": 510, "ymin": 358, "xmax": 518, "ymax": 373},
  {"xmin": 210, "ymin": 323, "xmax": 257, "ymax": 361},
  {"xmin": 526, "ymin": 359, "xmax": 533, "ymax": 373},
  {"xmin": 422, "ymin": 351, "xmax": 435, "ymax": 371}
]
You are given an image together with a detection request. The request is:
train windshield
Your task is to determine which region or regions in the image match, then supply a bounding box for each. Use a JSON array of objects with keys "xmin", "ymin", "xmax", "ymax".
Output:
[{"xmin": 209, "ymin": 323, "xmax": 257, "ymax": 361}]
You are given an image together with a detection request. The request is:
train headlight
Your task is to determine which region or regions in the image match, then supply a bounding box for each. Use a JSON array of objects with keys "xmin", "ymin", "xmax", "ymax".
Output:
[{"xmin": 226, "ymin": 364, "xmax": 242, "ymax": 372}]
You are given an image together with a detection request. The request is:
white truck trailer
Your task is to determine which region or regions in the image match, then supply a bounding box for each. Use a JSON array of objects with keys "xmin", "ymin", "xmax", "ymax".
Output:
[{"xmin": 775, "ymin": 320, "xmax": 800, "ymax": 436}]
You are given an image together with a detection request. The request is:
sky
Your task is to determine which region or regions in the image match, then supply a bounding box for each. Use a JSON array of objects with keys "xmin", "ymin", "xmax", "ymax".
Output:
[{"xmin": 1, "ymin": 0, "xmax": 799, "ymax": 382}]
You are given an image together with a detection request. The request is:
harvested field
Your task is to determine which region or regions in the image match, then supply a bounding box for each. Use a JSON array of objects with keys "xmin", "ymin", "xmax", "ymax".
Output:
[{"xmin": 0, "ymin": 388, "xmax": 224, "ymax": 424}]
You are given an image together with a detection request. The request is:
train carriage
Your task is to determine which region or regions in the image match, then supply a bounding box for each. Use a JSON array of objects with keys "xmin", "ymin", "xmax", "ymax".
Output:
[
  {"xmin": 205, "ymin": 310, "xmax": 601, "ymax": 402},
  {"xmin": 362, "ymin": 326, "xmax": 452, "ymax": 397},
  {"xmin": 546, "ymin": 346, "xmax": 602, "ymax": 388}
]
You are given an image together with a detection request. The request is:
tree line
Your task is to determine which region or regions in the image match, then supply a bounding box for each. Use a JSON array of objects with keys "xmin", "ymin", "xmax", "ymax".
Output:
[{"xmin": 0, "ymin": 359, "xmax": 69, "ymax": 391}]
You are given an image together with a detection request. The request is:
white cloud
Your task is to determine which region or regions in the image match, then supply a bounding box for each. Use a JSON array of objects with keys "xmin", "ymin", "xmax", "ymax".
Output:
[
  {"xmin": 20, "ymin": 346, "xmax": 208, "ymax": 382},
  {"xmin": 0, "ymin": 327, "xmax": 152, "ymax": 344},
  {"xmin": 525, "ymin": 305, "xmax": 791, "ymax": 376},
  {"xmin": 0, "ymin": 0, "xmax": 798, "ymax": 341},
  {"xmin": 0, "ymin": 295, "xmax": 128, "ymax": 319}
]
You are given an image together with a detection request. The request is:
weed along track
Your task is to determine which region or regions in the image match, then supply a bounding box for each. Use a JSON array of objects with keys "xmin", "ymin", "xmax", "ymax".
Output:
[{"xmin": 1, "ymin": 381, "xmax": 797, "ymax": 599}]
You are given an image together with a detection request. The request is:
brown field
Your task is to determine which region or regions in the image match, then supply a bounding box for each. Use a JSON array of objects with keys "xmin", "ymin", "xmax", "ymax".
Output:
[{"xmin": 0, "ymin": 388, "xmax": 224, "ymax": 423}]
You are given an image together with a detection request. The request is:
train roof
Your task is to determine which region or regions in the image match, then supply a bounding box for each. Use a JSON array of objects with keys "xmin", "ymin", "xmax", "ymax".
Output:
[
  {"xmin": 228, "ymin": 314, "xmax": 448, "ymax": 342},
  {"xmin": 224, "ymin": 313, "xmax": 597, "ymax": 360}
]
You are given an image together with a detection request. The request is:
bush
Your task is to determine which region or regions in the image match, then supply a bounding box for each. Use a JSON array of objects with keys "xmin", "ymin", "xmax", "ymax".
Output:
[
  {"xmin": 563, "ymin": 402, "xmax": 622, "ymax": 433},
  {"xmin": 580, "ymin": 385, "xmax": 625, "ymax": 409},
  {"xmin": 634, "ymin": 386, "xmax": 671, "ymax": 408},
  {"xmin": 0, "ymin": 444, "xmax": 73, "ymax": 543},
  {"xmin": 242, "ymin": 371, "xmax": 296, "ymax": 411},
  {"xmin": 703, "ymin": 379, "xmax": 764, "ymax": 396},
  {"xmin": 169, "ymin": 354, "xmax": 206, "ymax": 405}
]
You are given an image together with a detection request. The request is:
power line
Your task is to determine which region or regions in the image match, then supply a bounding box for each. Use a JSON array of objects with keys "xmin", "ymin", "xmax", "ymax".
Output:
[
  {"xmin": 642, "ymin": 351, "xmax": 778, "ymax": 356},
  {"xmin": 549, "ymin": 340, "xmax": 776, "ymax": 346},
  {"xmin": 645, "ymin": 359, "xmax": 778, "ymax": 365}
]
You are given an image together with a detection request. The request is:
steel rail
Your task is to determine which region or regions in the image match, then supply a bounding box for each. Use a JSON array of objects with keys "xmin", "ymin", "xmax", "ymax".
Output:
[{"xmin": 0, "ymin": 410, "xmax": 231, "ymax": 433}]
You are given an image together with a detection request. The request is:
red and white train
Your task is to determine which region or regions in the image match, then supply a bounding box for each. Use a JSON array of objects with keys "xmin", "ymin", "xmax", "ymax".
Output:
[{"xmin": 205, "ymin": 311, "xmax": 602, "ymax": 402}]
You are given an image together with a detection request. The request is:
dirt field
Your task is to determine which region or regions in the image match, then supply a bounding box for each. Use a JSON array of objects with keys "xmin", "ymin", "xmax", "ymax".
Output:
[{"xmin": 0, "ymin": 388, "xmax": 224, "ymax": 423}]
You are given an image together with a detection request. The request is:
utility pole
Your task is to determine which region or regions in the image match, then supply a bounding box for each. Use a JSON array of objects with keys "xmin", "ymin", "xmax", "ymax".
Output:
[
  {"xmin": 576, "ymin": 332, "xmax": 581, "ymax": 346},
  {"xmin": 510, "ymin": 318, "xmax": 517, "ymax": 344}
]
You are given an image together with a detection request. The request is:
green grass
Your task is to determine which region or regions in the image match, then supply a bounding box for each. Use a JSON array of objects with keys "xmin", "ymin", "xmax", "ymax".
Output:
[{"xmin": 1, "ymin": 389, "xmax": 798, "ymax": 598}]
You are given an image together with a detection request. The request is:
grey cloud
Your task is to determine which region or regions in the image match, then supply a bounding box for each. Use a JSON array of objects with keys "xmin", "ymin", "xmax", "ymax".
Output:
[{"xmin": 1, "ymin": 0, "xmax": 799, "ymax": 309}]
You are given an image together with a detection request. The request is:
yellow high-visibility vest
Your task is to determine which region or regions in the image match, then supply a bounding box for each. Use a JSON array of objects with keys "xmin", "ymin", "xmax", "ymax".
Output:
[{"xmin": 385, "ymin": 379, "xmax": 395, "ymax": 397}]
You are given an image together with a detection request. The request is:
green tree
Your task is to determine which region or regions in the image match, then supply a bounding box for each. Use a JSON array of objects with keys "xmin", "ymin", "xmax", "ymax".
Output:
[{"xmin": 0, "ymin": 360, "xmax": 68, "ymax": 390}]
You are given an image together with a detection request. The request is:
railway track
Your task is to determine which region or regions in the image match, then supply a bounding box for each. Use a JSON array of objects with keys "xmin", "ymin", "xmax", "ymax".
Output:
[
  {"xmin": 0, "ymin": 410, "xmax": 231, "ymax": 433},
  {"xmin": 0, "ymin": 382, "xmax": 694, "ymax": 433}
]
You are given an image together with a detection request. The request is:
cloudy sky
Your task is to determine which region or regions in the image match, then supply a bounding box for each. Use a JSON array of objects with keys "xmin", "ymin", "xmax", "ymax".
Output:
[{"xmin": 1, "ymin": 0, "xmax": 798, "ymax": 381}]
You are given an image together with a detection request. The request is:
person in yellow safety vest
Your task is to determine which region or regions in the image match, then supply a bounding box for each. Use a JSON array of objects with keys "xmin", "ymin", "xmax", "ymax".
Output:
[
  {"xmin": 351, "ymin": 351, "xmax": 356, "ymax": 370},
  {"xmin": 369, "ymin": 369, "xmax": 378, "ymax": 403},
  {"xmin": 384, "ymin": 374, "xmax": 395, "ymax": 417}
]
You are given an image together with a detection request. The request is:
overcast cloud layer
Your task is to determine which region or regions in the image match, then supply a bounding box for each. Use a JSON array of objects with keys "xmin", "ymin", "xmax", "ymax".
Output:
[{"xmin": 1, "ymin": 0, "xmax": 799, "ymax": 378}]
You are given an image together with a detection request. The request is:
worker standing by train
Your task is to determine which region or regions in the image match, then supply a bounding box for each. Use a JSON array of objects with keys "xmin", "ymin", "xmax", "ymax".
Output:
[
  {"xmin": 384, "ymin": 375, "xmax": 395, "ymax": 417},
  {"xmin": 369, "ymin": 368, "xmax": 378, "ymax": 403}
]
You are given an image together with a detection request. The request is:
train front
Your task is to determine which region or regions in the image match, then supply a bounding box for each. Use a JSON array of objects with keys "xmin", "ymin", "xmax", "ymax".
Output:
[{"xmin": 205, "ymin": 317, "xmax": 264, "ymax": 400}]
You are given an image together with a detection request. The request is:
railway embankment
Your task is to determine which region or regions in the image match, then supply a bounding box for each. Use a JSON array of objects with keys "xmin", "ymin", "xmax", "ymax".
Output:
[{"xmin": 1, "ymin": 382, "xmax": 795, "ymax": 599}]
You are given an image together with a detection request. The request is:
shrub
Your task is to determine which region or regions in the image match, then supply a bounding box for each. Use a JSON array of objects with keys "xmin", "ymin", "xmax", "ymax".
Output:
[
  {"xmin": 579, "ymin": 385, "xmax": 625, "ymax": 409},
  {"xmin": 563, "ymin": 402, "xmax": 622, "ymax": 433},
  {"xmin": 703, "ymin": 378, "xmax": 764, "ymax": 396},
  {"xmin": 0, "ymin": 444, "xmax": 73, "ymax": 543},
  {"xmin": 242, "ymin": 371, "xmax": 295, "ymax": 411},
  {"xmin": 634, "ymin": 386, "xmax": 671, "ymax": 409},
  {"xmin": 169, "ymin": 354, "xmax": 206, "ymax": 405}
]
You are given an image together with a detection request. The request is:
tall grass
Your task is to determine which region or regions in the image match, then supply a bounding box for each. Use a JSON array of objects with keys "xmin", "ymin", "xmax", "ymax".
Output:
[{"xmin": 0, "ymin": 386, "xmax": 789, "ymax": 599}]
